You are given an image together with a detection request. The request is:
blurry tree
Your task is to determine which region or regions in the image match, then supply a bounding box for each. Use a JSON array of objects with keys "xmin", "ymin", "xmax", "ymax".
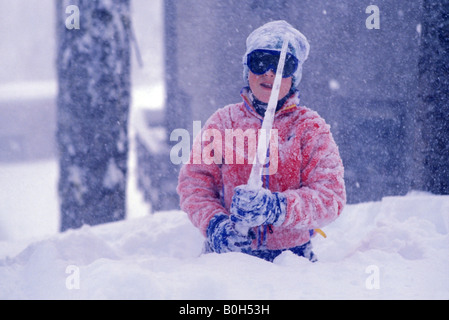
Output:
[
  {"xmin": 416, "ymin": 0, "xmax": 449, "ymax": 194},
  {"xmin": 56, "ymin": 0, "xmax": 131, "ymax": 231}
]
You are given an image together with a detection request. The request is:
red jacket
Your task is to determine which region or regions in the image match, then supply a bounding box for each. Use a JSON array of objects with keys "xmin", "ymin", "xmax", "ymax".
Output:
[{"xmin": 177, "ymin": 88, "xmax": 346, "ymax": 250}]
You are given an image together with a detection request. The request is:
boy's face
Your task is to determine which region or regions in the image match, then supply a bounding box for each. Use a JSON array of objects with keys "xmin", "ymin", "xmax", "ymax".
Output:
[{"xmin": 248, "ymin": 70, "xmax": 292, "ymax": 104}]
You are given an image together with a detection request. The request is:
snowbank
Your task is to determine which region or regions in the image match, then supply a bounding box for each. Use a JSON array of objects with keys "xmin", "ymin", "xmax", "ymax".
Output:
[{"xmin": 0, "ymin": 190, "xmax": 448, "ymax": 300}]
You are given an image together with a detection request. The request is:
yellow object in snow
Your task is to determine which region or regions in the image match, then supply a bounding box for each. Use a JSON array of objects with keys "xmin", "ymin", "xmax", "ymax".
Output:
[{"xmin": 314, "ymin": 228, "xmax": 327, "ymax": 238}]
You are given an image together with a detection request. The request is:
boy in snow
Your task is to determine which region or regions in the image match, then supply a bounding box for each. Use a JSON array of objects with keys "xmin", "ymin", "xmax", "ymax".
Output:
[{"xmin": 177, "ymin": 20, "xmax": 346, "ymax": 262}]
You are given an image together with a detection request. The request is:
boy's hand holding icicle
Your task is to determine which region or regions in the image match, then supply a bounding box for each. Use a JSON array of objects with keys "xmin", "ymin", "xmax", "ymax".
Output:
[{"xmin": 230, "ymin": 185, "xmax": 287, "ymax": 229}]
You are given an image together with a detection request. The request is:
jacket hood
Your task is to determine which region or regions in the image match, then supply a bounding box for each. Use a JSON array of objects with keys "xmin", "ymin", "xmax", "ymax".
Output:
[{"xmin": 242, "ymin": 20, "xmax": 310, "ymax": 88}]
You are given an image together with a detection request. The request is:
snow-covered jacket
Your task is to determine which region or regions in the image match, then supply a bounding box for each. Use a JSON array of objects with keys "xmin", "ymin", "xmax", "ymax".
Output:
[{"xmin": 177, "ymin": 88, "xmax": 346, "ymax": 250}]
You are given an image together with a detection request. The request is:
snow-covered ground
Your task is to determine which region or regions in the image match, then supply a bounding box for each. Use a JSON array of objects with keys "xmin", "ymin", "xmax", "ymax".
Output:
[{"xmin": 0, "ymin": 157, "xmax": 448, "ymax": 299}]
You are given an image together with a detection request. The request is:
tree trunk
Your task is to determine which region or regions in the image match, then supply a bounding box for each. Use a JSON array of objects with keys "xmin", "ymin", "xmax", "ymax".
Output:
[
  {"xmin": 417, "ymin": 0, "xmax": 449, "ymax": 194},
  {"xmin": 56, "ymin": 0, "xmax": 131, "ymax": 231}
]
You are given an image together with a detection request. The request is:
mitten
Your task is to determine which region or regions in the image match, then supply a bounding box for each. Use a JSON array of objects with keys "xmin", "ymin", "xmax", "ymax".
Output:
[
  {"xmin": 206, "ymin": 213, "xmax": 253, "ymax": 254},
  {"xmin": 230, "ymin": 185, "xmax": 287, "ymax": 228}
]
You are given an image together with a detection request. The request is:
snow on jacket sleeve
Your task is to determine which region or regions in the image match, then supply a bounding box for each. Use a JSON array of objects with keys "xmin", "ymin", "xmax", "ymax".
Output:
[
  {"xmin": 281, "ymin": 111, "xmax": 346, "ymax": 231},
  {"xmin": 177, "ymin": 111, "xmax": 226, "ymax": 237}
]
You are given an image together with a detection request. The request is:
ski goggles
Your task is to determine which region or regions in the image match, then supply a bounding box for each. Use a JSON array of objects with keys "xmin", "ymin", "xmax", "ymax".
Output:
[{"xmin": 247, "ymin": 49, "xmax": 299, "ymax": 78}]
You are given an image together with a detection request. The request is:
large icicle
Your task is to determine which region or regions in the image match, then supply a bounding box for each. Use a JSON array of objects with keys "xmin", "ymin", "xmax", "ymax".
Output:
[
  {"xmin": 234, "ymin": 35, "xmax": 291, "ymax": 236},
  {"xmin": 247, "ymin": 35, "xmax": 290, "ymax": 189}
]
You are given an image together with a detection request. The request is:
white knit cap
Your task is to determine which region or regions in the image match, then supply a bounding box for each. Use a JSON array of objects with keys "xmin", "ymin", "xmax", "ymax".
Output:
[{"xmin": 243, "ymin": 20, "xmax": 310, "ymax": 88}]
